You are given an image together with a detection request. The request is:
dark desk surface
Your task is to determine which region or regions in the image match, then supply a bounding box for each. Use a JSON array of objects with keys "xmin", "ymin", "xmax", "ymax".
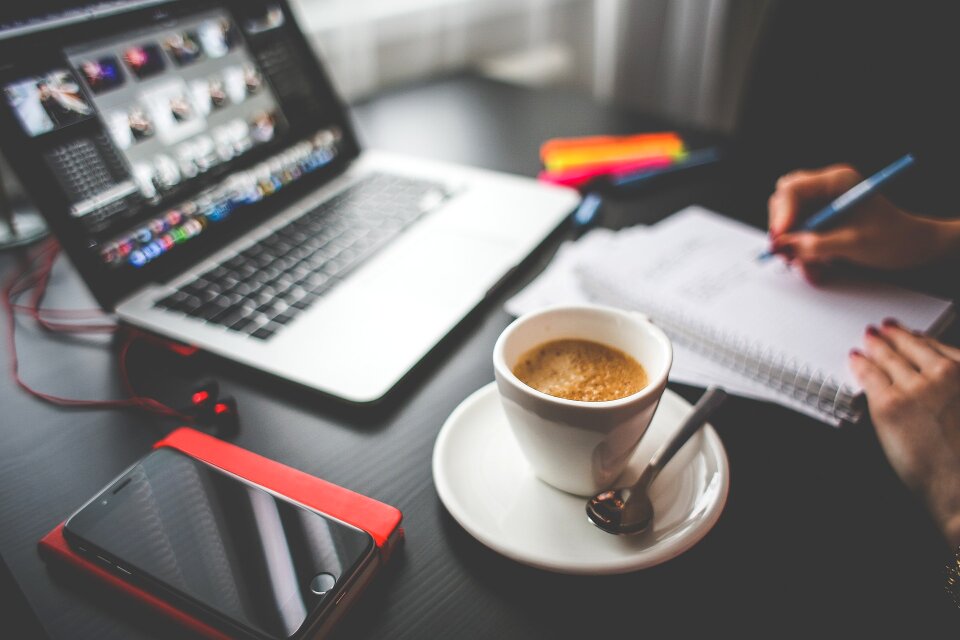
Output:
[{"xmin": 1, "ymin": 75, "xmax": 955, "ymax": 638}]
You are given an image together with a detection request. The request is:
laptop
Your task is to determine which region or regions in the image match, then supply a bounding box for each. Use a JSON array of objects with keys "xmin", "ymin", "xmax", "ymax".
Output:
[{"xmin": 0, "ymin": 1, "xmax": 578, "ymax": 402}]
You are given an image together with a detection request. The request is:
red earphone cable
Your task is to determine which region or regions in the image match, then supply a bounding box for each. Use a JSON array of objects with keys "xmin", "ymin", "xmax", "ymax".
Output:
[{"xmin": 3, "ymin": 240, "xmax": 192, "ymax": 421}]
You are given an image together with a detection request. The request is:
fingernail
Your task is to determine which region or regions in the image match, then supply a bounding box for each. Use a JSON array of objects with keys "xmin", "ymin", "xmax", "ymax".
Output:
[
  {"xmin": 849, "ymin": 348, "xmax": 862, "ymax": 357},
  {"xmin": 881, "ymin": 317, "xmax": 899, "ymax": 328},
  {"xmin": 866, "ymin": 325, "xmax": 880, "ymax": 337}
]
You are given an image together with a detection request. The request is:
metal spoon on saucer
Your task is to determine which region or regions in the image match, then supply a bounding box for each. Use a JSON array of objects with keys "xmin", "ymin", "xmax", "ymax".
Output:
[{"xmin": 586, "ymin": 387, "xmax": 727, "ymax": 535}]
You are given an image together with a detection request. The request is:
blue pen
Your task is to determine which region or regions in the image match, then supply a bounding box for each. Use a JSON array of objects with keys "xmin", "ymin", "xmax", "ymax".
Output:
[
  {"xmin": 610, "ymin": 146, "xmax": 722, "ymax": 188},
  {"xmin": 571, "ymin": 146, "xmax": 723, "ymax": 228},
  {"xmin": 572, "ymin": 192, "xmax": 603, "ymax": 227},
  {"xmin": 758, "ymin": 152, "xmax": 916, "ymax": 261}
]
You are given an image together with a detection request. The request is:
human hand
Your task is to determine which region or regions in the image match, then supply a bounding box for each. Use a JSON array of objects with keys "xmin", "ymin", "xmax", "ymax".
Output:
[
  {"xmin": 849, "ymin": 319, "xmax": 960, "ymax": 546},
  {"xmin": 767, "ymin": 164, "xmax": 956, "ymax": 282}
]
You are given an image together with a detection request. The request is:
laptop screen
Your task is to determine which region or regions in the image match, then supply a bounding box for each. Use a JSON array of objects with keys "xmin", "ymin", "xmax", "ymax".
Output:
[{"xmin": 0, "ymin": 1, "xmax": 360, "ymax": 307}]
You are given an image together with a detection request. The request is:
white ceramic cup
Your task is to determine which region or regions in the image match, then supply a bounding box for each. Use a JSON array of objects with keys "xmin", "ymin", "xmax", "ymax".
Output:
[{"xmin": 493, "ymin": 304, "xmax": 672, "ymax": 496}]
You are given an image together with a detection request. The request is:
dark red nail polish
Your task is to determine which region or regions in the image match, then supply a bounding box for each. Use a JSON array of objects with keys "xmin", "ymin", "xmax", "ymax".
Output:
[
  {"xmin": 866, "ymin": 325, "xmax": 880, "ymax": 337},
  {"xmin": 881, "ymin": 317, "xmax": 899, "ymax": 328},
  {"xmin": 849, "ymin": 348, "xmax": 862, "ymax": 357}
]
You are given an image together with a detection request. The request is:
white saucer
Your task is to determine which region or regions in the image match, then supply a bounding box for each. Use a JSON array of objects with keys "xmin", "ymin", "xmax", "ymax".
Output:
[{"xmin": 432, "ymin": 383, "xmax": 729, "ymax": 574}]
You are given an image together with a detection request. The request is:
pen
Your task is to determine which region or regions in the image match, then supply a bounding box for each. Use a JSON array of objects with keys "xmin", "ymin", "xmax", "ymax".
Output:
[
  {"xmin": 571, "ymin": 147, "xmax": 723, "ymax": 228},
  {"xmin": 758, "ymin": 152, "xmax": 916, "ymax": 261},
  {"xmin": 609, "ymin": 146, "xmax": 722, "ymax": 189},
  {"xmin": 572, "ymin": 192, "xmax": 603, "ymax": 227}
]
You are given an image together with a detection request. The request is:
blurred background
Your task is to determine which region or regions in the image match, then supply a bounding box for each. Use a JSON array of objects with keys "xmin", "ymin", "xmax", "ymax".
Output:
[
  {"xmin": 1, "ymin": 0, "xmax": 770, "ymax": 134},
  {"xmin": 292, "ymin": 0, "xmax": 768, "ymax": 134}
]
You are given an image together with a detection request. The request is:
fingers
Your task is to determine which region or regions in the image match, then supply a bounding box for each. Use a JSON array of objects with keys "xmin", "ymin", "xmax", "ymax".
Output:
[
  {"xmin": 879, "ymin": 321, "xmax": 949, "ymax": 372},
  {"xmin": 929, "ymin": 339, "xmax": 960, "ymax": 362},
  {"xmin": 884, "ymin": 320, "xmax": 960, "ymax": 363},
  {"xmin": 863, "ymin": 326, "xmax": 921, "ymax": 384},
  {"xmin": 773, "ymin": 227, "xmax": 862, "ymax": 264},
  {"xmin": 768, "ymin": 165, "xmax": 861, "ymax": 237},
  {"xmin": 849, "ymin": 348, "xmax": 892, "ymax": 393},
  {"xmin": 767, "ymin": 191, "xmax": 796, "ymax": 239}
]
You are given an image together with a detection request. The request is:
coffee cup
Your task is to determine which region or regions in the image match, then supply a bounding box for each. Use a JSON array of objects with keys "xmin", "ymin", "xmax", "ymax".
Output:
[{"xmin": 493, "ymin": 304, "xmax": 672, "ymax": 496}]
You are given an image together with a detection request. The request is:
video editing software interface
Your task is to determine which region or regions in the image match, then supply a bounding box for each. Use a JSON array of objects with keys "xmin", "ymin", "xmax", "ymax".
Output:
[{"xmin": 2, "ymin": 2, "xmax": 347, "ymax": 274}]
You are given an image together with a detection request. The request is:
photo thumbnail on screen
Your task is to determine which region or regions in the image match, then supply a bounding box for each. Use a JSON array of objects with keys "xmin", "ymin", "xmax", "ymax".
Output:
[
  {"xmin": 250, "ymin": 110, "xmax": 277, "ymax": 144},
  {"xmin": 222, "ymin": 66, "xmax": 247, "ymax": 104},
  {"xmin": 163, "ymin": 31, "xmax": 203, "ymax": 66},
  {"xmin": 139, "ymin": 80, "xmax": 204, "ymax": 145},
  {"xmin": 244, "ymin": 65, "xmax": 263, "ymax": 94},
  {"xmin": 189, "ymin": 77, "xmax": 222, "ymax": 115},
  {"xmin": 4, "ymin": 69, "xmax": 94, "ymax": 137},
  {"xmin": 209, "ymin": 77, "xmax": 228, "ymax": 109},
  {"xmin": 170, "ymin": 93, "xmax": 195, "ymax": 123},
  {"xmin": 104, "ymin": 103, "xmax": 157, "ymax": 150},
  {"xmin": 123, "ymin": 44, "xmax": 165, "ymax": 79},
  {"xmin": 78, "ymin": 56, "xmax": 125, "ymax": 94},
  {"xmin": 242, "ymin": 4, "xmax": 285, "ymax": 35},
  {"xmin": 128, "ymin": 104, "xmax": 156, "ymax": 141},
  {"xmin": 197, "ymin": 18, "xmax": 237, "ymax": 58}
]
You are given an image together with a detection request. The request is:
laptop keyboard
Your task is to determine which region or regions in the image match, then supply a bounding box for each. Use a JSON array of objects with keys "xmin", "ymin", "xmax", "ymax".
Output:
[{"xmin": 154, "ymin": 173, "xmax": 450, "ymax": 340}]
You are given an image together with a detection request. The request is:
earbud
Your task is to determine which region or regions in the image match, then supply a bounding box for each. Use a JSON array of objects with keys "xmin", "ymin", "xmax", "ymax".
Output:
[
  {"xmin": 182, "ymin": 380, "xmax": 239, "ymax": 438},
  {"xmin": 190, "ymin": 380, "xmax": 220, "ymax": 408},
  {"xmin": 208, "ymin": 396, "xmax": 239, "ymax": 438}
]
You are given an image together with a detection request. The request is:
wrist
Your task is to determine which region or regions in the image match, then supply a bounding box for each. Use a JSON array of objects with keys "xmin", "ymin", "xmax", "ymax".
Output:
[
  {"xmin": 927, "ymin": 483, "xmax": 960, "ymax": 549},
  {"xmin": 917, "ymin": 446, "xmax": 960, "ymax": 547},
  {"xmin": 943, "ymin": 513, "xmax": 960, "ymax": 549},
  {"xmin": 927, "ymin": 217, "xmax": 960, "ymax": 260}
]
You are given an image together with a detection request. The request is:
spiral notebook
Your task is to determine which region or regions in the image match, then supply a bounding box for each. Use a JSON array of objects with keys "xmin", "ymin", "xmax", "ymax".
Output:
[{"xmin": 507, "ymin": 207, "xmax": 955, "ymax": 425}]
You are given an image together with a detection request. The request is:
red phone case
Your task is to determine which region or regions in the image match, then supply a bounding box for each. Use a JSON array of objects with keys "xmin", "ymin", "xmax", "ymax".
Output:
[{"xmin": 38, "ymin": 427, "xmax": 404, "ymax": 639}]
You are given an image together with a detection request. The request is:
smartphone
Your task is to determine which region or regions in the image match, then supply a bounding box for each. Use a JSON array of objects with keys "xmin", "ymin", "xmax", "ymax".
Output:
[{"xmin": 63, "ymin": 447, "xmax": 378, "ymax": 640}]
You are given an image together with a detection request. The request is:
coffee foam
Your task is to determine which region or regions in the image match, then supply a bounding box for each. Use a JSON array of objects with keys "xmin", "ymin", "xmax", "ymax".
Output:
[{"xmin": 512, "ymin": 338, "xmax": 647, "ymax": 402}]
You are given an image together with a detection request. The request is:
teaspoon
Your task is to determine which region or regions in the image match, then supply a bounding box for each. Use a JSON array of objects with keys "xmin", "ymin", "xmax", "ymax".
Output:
[{"xmin": 586, "ymin": 387, "xmax": 727, "ymax": 535}]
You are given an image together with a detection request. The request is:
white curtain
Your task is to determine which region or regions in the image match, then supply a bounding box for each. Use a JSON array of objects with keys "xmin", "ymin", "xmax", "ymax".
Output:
[
  {"xmin": 597, "ymin": 0, "xmax": 769, "ymax": 131},
  {"xmin": 292, "ymin": 0, "xmax": 593, "ymax": 99}
]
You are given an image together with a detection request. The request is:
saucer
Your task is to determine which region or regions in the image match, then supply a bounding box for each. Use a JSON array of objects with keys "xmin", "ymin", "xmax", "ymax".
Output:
[{"xmin": 432, "ymin": 383, "xmax": 729, "ymax": 574}]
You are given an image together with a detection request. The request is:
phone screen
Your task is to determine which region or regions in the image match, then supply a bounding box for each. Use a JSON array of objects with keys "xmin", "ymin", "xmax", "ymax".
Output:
[{"xmin": 64, "ymin": 447, "xmax": 375, "ymax": 639}]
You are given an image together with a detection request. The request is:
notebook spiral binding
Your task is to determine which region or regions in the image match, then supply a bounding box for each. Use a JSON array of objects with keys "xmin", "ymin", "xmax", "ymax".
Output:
[
  {"xmin": 658, "ymin": 310, "xmax": 862, "ymax": 423},
  {"xmin": 583, "ymin": 277, "xmax": 863, "ymax": 423}
]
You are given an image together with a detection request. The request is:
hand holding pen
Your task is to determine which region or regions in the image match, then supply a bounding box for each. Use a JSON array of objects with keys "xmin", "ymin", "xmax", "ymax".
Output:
[{"xmin": 762, "ymin": 156, "xmax": 960, "ymax": 281}]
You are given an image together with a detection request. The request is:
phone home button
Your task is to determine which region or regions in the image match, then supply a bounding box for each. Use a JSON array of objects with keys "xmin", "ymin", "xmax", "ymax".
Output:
[{"xmin": 309, "ymin": 573, "xmax": 336, "ymax": 596}]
